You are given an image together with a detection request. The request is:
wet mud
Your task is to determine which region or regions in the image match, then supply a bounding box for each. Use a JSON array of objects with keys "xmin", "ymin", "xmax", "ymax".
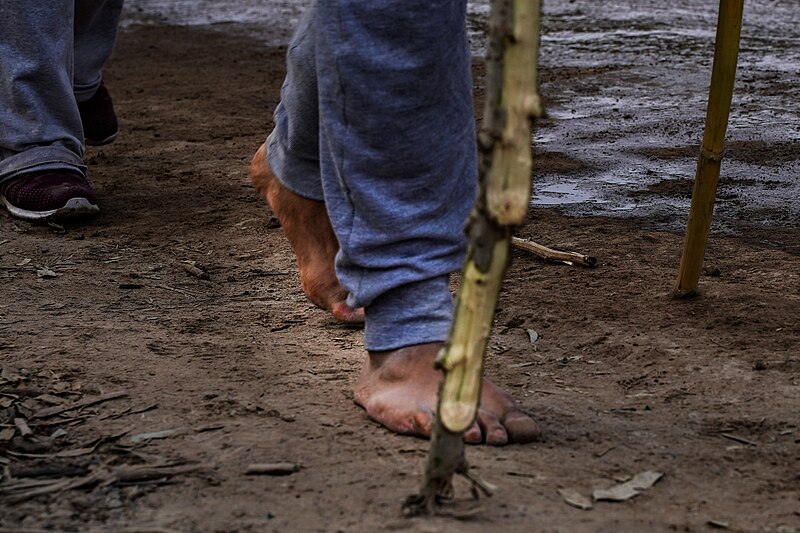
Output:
[{"xmin": 527, "ymin": 0, "xmax": 800, "ymax": 234}]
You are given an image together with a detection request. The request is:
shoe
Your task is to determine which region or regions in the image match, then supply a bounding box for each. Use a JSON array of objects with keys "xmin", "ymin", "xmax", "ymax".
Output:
[
  {"xmin": 0, "ymin": 171, "xmax": 100, "ymax": 222},
  {"xmin": 77, "ymin": 82, "xmax": 119, "ymax": 146}
]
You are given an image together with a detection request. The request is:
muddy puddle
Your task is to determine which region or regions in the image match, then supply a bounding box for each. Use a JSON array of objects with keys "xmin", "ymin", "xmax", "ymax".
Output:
[
  {"xmin": 122, "ymin": 0, "xmax": 800, "ymax": 234},
  {"xmin": 529, "ymin": 0, "xmax": 800, "ymax": 234}
]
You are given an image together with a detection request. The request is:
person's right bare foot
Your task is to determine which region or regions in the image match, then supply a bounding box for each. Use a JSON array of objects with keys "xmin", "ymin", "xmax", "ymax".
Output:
[
  {"xmin": 249, "ymin": 143, "xmax": 364, "ymax": 323},
  {"xmin": 354, "ymin": 343, "xmax": 541, "ymax": 445}
]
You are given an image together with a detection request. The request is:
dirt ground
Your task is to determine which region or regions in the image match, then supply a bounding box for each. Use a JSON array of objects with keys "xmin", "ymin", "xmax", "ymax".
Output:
[{"xmin": 1, "ymin": 23, "xmax": 799, "ymax": 533}]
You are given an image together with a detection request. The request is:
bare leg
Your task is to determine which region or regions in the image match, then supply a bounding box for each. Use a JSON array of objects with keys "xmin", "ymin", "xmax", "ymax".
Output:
[
  {"xmin": 354, "ymin": 343, "xmax": 541, "ymax": 445},
  {"xmin": 249, "ymin": 144, "xmax": 364, "ymax": 323}
]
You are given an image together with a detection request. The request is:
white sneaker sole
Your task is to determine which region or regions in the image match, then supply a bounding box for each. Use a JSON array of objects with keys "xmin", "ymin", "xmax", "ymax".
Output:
[
  {"xmin": 85, "ymin": 130, "xmax": 119, "ymax": 146},
  {"xmin": 1, "ymin": 196, "xmax": 100, "ymax": 222}
]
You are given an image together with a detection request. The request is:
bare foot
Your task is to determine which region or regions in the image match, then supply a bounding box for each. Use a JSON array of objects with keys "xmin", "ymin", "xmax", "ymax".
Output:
[
  {"xmin": 354, "ymin": 343, "xmax": 541, "ymax": 445},
  {"xmin": 249, "ymin": 143, "xmax": 364, "ymax": 323}
]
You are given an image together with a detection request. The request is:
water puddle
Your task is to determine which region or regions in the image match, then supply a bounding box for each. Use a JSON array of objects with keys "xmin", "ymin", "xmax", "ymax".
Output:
[{"xmin": 533, "ymin": 182, "xmax": 599, "ymax": 206}]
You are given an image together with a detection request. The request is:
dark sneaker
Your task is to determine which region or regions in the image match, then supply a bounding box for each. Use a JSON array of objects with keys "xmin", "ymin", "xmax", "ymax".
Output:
[
  {"xmin": 77, "ymin": 82, "xmax": 119, "ymax": 146},
  {"xmin": 0, "ymin": 171, "xmax": 99, "ymax": 222}
]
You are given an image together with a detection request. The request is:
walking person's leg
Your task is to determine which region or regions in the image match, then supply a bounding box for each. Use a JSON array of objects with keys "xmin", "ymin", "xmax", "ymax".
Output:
[
  {"xmin": 251, "ymin": 1, "xmax": 540, "ymax": 444},
  {"xmin": 74, "ymin": 0, "xmax": 124, "ymax": 146},
  {"xmin": 0, "ymin": 2, "xmax": 87, "ymax": 183},
  {"xmin": 251, "ymin": 4, "xmax": 364, "ymax": 323},
  {"xmin": 0, "ymin": 0, "xmax": 122, "ymax": 222}
]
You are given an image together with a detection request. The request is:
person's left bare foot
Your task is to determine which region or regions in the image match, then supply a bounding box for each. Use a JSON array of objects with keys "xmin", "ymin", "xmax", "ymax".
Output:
[
  {"xmin": 354, "ymin": 342, "xmax": 541, "ymax": 445},
  {"xmin": 249, "ymin": 143, "xmax": 364, "ymax": 323}
]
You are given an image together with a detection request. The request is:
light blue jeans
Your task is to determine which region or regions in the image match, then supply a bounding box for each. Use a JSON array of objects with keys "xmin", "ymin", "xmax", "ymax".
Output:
[
  {"xmin": 0, "ymin": 0, "xmax": 123, "ymax": 185},
  {"xmin": 267, "ymin": 1, "xmax": 478, "ymax": 351}
]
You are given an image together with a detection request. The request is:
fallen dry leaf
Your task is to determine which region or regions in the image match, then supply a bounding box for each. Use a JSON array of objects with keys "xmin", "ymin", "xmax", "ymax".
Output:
[
  {"xmin": 593, "ymin": 470, "xmax": 663, "ymax": 502},
  {"xmin": 558, "ymin": 488, "xmax": 593, "ymax": 510}
]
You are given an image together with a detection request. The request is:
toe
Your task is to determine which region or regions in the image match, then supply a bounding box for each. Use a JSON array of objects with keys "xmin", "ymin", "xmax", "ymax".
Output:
[
  {"xmin": 478, "ymin": 409, "xmax": 508, "ymax": 446},
  {"xmin": 331, "ymin": 301, "xmax": 365, "ymax": 324},
  {"xmin": 463, "ymin": 421, "xmax": 483, "ymax": 444},
  {"xmin": 368, "ymin": 401, "xmax": 435, "ymax": 438},
  {"xmin": 412, "ymin": 409, "xmax": 435, "ymax": 438},
  {"xmin": 503, "ymin": 410, "xmax": 541, "ymax": 443}
]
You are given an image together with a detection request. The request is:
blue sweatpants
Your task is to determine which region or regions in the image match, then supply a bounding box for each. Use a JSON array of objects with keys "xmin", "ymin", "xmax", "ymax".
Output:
[
  {"xmin": 267, "ymin": 1, "xmax": 478, "ymax": 351},
  {"xmin": 0, "ymin": 0, "xmax": 123, "ymax": 185}
]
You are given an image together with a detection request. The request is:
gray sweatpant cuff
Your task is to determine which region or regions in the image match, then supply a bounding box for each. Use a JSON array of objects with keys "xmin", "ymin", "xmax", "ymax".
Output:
[
  {"xmin": 266, "ymin": 129, "xmax": 324, "ymax": 202},
  {"xmin": 363, "ymin": 275, "xmax": 454, "ymax": 352},
  {"xmin": 0, "ymin": 146, "xmax": 86, "ymax": 185}
]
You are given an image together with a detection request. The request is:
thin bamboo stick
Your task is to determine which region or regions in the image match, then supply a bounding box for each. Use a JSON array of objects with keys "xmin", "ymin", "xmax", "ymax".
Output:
[
  {"xmin": 674, "ymin": 0, "xmax": 744, "ymax": 297},
  {"xmin": 403, "ymin": 0, "xmax": 543, "ymax": 515}
]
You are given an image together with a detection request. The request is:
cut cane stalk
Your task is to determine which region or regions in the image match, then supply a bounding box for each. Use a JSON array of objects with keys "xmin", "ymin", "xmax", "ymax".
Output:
[
  {"xmin": 439, "ymin": 236, "xmax": 509, "ymax": 432},
  {"xmin": 440, "ymin": 0, "xmax": 543, "ymax": 436},
  {"xmin": 674, "ymin": 0, "xmax": 744, "ymax": 297},
  {"xmin": 404, "ymin": 0, "xmax": 543, "ymax": 516},
  {"xmin": 486, "ymin": 0, "xmax": 544, "ymax": 225}
]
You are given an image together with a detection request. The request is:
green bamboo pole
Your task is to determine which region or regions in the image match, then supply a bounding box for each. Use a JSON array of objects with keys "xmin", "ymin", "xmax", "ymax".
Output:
[
  {"xmin": 674, "ymin": 0, "xmax": 744, "ymax": 297},
  {"xmin": 403, "ymin": 0, "xmax": 542, "ymax": 515}
]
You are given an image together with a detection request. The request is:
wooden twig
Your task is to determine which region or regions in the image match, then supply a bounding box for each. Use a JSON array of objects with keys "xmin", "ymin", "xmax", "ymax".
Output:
[
  {"xmin": 8, "ymin": 464, "xmax": 89, "ymax": 479},
  {"xmin": 719, "ymin": 433, "xmax": 758, "ymax": 446},
  {"xmin": 6, "ymin": 435, "xmax": 112, "ymax": 459},
  {"xmin": 0, "ymin": 464, "xmax": 212, "ymax": 504},
  {"xmin": 1, "ymin": 470, "xmax": 105, "ymax": 504},
  {"xmin": 178, "ymin": 261, "xmax": 209, "ymax": 280},
  {"xmin": 31, "ymin": 391, "xmax": 128, "ymax": 419},
  {"xmin": 511, "ymin": 237, "xmax": 597, "ymax": 267},
  {"xmin": 111, "ymin": 463, "xmax": 213, "ymax": 484},
  {"xmin": 155, "ymin": 284, "xmax": 197, "ymax": 297},
  {"xmin": 245, "ymin": 462, "xmax": 300, "ymax": 476}
]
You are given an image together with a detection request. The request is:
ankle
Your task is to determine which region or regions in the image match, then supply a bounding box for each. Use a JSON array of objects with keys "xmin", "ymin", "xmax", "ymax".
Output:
[{"xmin": 366, "ymin": 343, "xmax": 443, "ymax": 379}]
